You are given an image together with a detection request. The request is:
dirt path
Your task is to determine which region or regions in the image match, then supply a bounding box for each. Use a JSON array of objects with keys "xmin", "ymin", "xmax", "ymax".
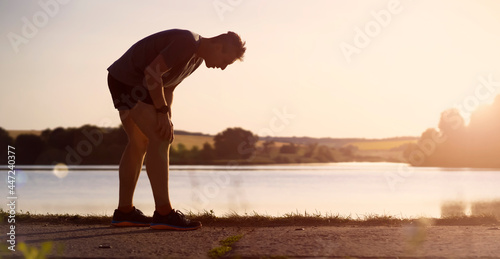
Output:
[{"xmin": 2, "ymin": 223, "xmax": 500, "ymax": 258}]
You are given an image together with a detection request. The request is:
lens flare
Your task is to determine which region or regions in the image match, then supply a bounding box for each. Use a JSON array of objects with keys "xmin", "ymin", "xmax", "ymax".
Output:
[
  {"xmin": 15, "ymin": 170, "xmax": 28, "ymax": 188},
  {"xmin": 53, "ymin": 163, "xmax": 69, "ymax": 179}
]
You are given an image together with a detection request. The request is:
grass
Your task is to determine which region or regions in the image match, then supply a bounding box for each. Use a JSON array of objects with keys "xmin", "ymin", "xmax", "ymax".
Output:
[
  {"xmin": 2, "ymin": 209, "xmax": 497, "ymax": 227},
  {"xmin": 207, "ymin": 234, "xmax": 244, "ymax": 259},
  {"xmin": 18, "ymin": 242, "xmax": 55, "ymax": 259}
]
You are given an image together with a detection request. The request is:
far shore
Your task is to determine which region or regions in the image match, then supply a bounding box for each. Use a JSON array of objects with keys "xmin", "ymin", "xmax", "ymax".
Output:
[{"xmin": 11, "ymin": 162, "xmax": 500, "ymax": 170}]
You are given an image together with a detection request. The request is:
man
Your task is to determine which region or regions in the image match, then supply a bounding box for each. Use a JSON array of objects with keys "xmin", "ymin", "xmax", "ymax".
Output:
[{"xmin": 107, "ymin": 29, "xmax": 246, "ymax": 230}]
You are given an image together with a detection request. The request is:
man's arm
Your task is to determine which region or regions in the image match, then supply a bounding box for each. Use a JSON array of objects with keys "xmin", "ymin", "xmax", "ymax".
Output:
[
  {"xmin": 164, "ymin": 87, "xmax": 173, "ymax": 118},
  {"xmin": 144, "ymin": 55, "xmax": 170, "ymax": 109},
  {"xmin": 144, "ymin": 54, "xmax": 173, "ymax": 140}
]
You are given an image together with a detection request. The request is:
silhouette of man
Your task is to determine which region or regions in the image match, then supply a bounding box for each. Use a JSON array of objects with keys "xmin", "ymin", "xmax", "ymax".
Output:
[{"xmin": 107, "ymin": 29, "xmax": 246, "ymax": 230}]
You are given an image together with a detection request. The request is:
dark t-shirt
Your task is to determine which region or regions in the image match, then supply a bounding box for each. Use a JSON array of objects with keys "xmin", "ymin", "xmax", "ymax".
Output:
[{"xmin": 107, "ymin": 29, "xmax": 203, "ymax": 89}]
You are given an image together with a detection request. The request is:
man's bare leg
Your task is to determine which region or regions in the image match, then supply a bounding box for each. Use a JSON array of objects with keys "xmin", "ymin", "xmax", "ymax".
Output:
[
  {"xmin": 117, "ymin": 110, "xmax": 149, "ymax": 213},
  {"xmin": 129, "ymin": 101, "xmax": 173, "ymax": 215}
]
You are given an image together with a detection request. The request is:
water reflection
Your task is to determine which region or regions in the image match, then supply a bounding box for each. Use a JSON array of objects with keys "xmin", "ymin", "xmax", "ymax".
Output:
[
  {"xmin": 441, "ymin": 200, "xmax": 500, "ymax": 219},
  {"xmin": 440, "ymin": 201, "xmax": 467, "ymax": 217},
  {"xmin": 471, "ymin": 200, "xmax": 500, "ymax": 218}
]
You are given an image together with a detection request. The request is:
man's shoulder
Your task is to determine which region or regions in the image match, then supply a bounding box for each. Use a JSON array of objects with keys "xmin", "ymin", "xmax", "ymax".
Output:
[
  {"xmin": 159, "ymin": 29, "xmax": 200, "ymax": 54},
  {"xmin": 151, "ymin": 29, "xmax": 199, "ymax": 42}
]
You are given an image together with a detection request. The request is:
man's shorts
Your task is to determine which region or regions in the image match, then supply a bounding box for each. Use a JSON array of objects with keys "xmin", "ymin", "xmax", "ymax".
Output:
[{"xmin": 107, "ymin": 73, "xmax": 154, "ymax": 110}]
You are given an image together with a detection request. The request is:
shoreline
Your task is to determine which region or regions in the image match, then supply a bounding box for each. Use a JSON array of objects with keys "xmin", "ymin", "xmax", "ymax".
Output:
[{"xmin": 3, "ymin": 210, "xmax": 498, "ymax": 227}]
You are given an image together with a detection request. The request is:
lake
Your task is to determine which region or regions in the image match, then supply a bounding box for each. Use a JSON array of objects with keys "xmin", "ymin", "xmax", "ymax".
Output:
[{"xmin": 2, "ymin": 162, "xmax": 499, "ymax": 218}]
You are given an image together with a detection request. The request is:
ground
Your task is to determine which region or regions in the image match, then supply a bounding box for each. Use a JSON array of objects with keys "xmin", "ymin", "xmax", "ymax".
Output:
[{"xmin": 2, "ymin": 222, "xmax": 500, "ymax": 258}]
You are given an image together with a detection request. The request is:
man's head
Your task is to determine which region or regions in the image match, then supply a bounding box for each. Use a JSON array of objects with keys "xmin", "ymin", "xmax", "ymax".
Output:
[{"xmin": 199, "ymin": 31, "xmax": 246, "ymax": 70}]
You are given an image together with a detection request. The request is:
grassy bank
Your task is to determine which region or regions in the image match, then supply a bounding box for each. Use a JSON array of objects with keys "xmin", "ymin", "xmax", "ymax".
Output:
[{"xmin": 2, "ymin": 209, "xmax": 498, "ymax": 227}]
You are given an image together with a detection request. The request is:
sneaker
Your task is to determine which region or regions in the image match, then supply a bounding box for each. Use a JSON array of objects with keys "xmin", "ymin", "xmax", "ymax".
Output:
[
  {"xmin": 111, "ymin": 207, "xmax": 150, "ymax": 227},
  {"xmin": 150, "ymin": 209, "xmax": 202, "ymax": 230}
]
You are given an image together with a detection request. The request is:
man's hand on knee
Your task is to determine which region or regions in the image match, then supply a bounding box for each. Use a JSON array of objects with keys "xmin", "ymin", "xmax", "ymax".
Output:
[{"xmin": 156, "ymin": 113, "xmax": 173, "ymax": 141}]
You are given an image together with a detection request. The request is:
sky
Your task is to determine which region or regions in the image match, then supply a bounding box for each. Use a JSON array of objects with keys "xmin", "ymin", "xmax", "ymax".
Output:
[{"xmin": 1, "ymin": 0, "xmax": 500, "ymax": 139}]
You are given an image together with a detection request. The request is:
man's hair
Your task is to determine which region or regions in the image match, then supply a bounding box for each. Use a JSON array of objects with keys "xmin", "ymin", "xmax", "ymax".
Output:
[{"xmin": 215, "ymin": 31, "xmax": 246, "ymax": 61}]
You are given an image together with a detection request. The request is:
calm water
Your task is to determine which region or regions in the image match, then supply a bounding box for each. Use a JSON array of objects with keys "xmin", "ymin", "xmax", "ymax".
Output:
[{"xmin": 2, "ymin": 163, "xmax": 499, "ymax": 218}]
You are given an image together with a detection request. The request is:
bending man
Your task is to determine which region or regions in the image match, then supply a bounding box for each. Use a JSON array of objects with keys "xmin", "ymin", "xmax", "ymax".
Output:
[{"xmin": 107, "ymin": 29, "xmax": 246, "ymax": 230}]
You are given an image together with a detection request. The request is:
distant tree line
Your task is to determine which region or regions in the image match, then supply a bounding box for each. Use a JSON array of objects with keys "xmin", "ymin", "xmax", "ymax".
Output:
[
  {"xmin": 0, "ymin": 125, "xmax": 128, "ymax": 165},
  {"xmin": 0, "ymin": 126, "xmax": 341, "ymax": 165},
  {"xmin": 405, "ymin": 95, "xmax": 500, "ymax": 168}
]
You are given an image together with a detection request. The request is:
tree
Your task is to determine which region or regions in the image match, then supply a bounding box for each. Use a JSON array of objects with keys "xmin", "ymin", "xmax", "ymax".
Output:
[
  {"xmin": 416, "ymin": 128, "xmax": 442, "ymax": 166},
  {"xmin": 466, "ymin": 96, "xmax": 500, "ymax": 167},
  {"xmin": 279, "ymin": 143, "xmax": 297, "ymax": 154},
  {"xmin": 14, "ymin": 134, "xmax": 46, "ymax": 165},
  {"xmin": 303, "ymin": 143, "xmax": 318, "ymax": 158},
  {"xmin": 214, "ymin": 127, "xmax": 258, "ymax": 159},
  {"xmin": 339, "ymin": 145, "xmax": 357, "ymax": 158},
  {"xmin": 438, "ymin": 108, "xmax": 465, "ymax": 136},
  {"xmin": 199, "ymin": 142, "xmax": 215, "ymax": 161},
  {"xmin": 0, "ymin": 127, "xmax": 14, "ymax": 164},
  {"xmin": 262, "ymin": 140, "xmax": 275, "ymax": 156},
  {"xmin": 176, "ymin": 143, "xmax": 188, "ymax": 159},
  {"xmin": 403, "ymin": 142, "xmax": 420, "ymax": 165},
  {"xmin": 315, "ymin": 145, "xmax": 335, "ymax": 162},
  {"xmin": 46, "ymin": 127, "xmax": 73, "ymax": 149},
  {"xmin": 169, "ymin": 143, "xmax": 187, "ymax": 164},
  {"xmin": 410, "ymin": 94, "xmax": 500, "ymax": 168}
]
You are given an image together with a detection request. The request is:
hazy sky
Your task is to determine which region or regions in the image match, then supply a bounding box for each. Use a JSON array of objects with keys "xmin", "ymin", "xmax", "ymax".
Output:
[{"xmin": 1, "ymin": 0, "xmax": 500, "ymax": 138}]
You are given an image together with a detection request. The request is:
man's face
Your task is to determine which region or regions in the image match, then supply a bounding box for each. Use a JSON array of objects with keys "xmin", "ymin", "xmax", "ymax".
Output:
[{"xmin": 205, "ymin": 43, "xmax": 237, "ymax": 70}]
